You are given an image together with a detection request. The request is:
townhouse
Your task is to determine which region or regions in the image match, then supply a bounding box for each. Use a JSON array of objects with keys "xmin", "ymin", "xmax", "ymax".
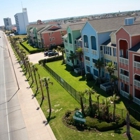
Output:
[
  {"xmin": 63, "ymin": 22, "xmax": 85, "ymax": 67},
  {"xmin": 81, "ymin": 17, "xmax": 127, "ymax": 79},
  {"xmin": 116, "ymin": 17, "xmax": 140, "ymax": 105}
]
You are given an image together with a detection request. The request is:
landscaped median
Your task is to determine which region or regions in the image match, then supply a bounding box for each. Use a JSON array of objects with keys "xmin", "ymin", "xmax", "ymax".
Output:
[{"xmin": 21, "ymin": 41, "xmax": 43, "ymax": 54}]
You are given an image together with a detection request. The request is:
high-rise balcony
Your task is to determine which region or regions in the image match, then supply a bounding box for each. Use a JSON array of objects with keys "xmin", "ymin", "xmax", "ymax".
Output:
[
  {"xmin": 85, "ymin": 60, "xmax": 90, "ymax": 65},
  {"xmin": 119, "ymin": 57, "xmax": 128, "ymax": 65},
  {"xmin": 134, "ymin": 61, "xmax": 140, "ymax": 69},
  {"xmin": 120, "ymin": 90, "xmax": 129, "ymax": 99},
  {"xmin": 134, "ymin": 79, "xmax": 140, "ymax": 88},
  {"xmin": 84, "ymin": 48, "xmax": 89, "ymax": 52},
  {"xmin": 92, "ymin": 50, "xmax": 97, "ymax": 55},
  {"xmin": 120, "ymin": 73, "xmax": 129, "ymax": 83},
  {"xmin": 68, "ymin": 43, "xmax": 73, "ymax": 47}
]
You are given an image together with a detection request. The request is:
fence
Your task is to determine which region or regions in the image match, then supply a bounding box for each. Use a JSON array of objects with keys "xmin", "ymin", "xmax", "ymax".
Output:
[
  {"xmin": 44, "ymin": 64, "xmax": 87, "ymax": 104},
  {"xmin": 43, "ymin": 64, "xmax": 140, "ymax": 120}
]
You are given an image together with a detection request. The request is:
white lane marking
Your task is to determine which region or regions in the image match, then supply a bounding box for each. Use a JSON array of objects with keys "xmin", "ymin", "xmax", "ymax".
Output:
[{"xmin": 2, "ymin": 34, "xmax": 11, "ymax": 140}]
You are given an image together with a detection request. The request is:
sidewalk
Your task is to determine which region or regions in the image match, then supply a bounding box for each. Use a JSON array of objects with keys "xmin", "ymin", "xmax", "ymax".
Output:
[{"xmin": 7, "ymin": 37, "xmax": 57, "ymax": 140}]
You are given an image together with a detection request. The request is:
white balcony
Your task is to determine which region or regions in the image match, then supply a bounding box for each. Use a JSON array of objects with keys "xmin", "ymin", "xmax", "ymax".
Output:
[
  {"xmin": 120, "ymin": 74, "xmax": 129, "ymax": 83},
  {"xmin": 134, "ymin": 61, "xmax": 140, "ymax": 69},
  {"xmin": 100, "ymin": 50, "xmax": 103, "ymax": 57},
  {"xmin": 85, "ymin": 60, "xmax": 90, "ymax": 65},
  {"xmin": 84, "ymin": 48, "xmax": 89, "ymax": 52},
  {"xmin": 133, "ymin": 97, "xmax": 140, "ymax": 105},
  {"xmin": 119, "ymin": 57, "xmax": 128, "ymax": 65},
  {"xmin": 120, "ymin": 90, "xmax": 129, "ymax": 99},
  {"xmin": 134, "ymin": 79, "xmax": 140, "ymax": 88},
  {"xmin": 92, "ymin": 50, "xmax": 97, "ymax": 55}
]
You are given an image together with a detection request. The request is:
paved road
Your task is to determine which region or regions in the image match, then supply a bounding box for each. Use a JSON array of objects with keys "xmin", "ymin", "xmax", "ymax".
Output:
[{"xmin": 0, "ymin": 31, "xmax": 28, "ymax": 140}]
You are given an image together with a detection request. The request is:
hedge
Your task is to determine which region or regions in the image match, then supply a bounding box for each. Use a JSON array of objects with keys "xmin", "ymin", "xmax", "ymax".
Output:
[
  {"xmin": 20, "ymin": 42, "xmax": 43, "ymax": 54},
  {"xmin": 38, "ymin": 56, "xmax": 63, "ymax": 64},
  {"xmin": 130, "ymin": 115, "xmax": 140, "ymax": 130}
]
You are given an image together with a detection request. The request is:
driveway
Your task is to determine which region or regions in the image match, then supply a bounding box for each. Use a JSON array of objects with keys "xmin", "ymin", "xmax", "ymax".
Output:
[{"xmin": 28, "ymin": 52, "xmax": 61, "ymax": 64}]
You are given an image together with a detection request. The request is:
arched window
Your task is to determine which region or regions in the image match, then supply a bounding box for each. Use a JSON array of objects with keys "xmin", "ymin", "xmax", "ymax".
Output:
[
  {"xmin": 91, "ymin": 36, "xmax": 96, "ymax": 50},
  {"xmin": 84, "ymin": 35, "xmax": 88, "ymax": 48}
]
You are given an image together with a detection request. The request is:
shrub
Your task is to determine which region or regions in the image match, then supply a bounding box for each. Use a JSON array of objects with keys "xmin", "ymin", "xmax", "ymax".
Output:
[
  {"xmin": 96, "ymin": 118, "xmax": 125, "ymax": 131},
  {"xmin": 85, "ymin": 117, "xmax": 98, "ymax": 128},
  {"xmin": 65, "ymin": 110, "xmax": 71, "ymax": 117},
  {"xmin": 85, "ymin": 73, "xmax": 93, "ymax": 81}
]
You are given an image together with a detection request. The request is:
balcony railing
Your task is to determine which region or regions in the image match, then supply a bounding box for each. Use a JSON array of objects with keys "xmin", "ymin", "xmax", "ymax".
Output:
[
  {"xmin": 120, "ymin": 73, "xmax": 129, "ymax": 83},
  {"xmin": 69, "ymin": 43, "xmax": 73, "ymax": 47},
  {"xmin": 84, "ymin": 48, "xmax": 89, "ymax": 52},
  {"xmin": 134, "ymin": 79, "xmax": 140, "ymax": 88},
  {"xmin": 134, "ymin": 61, "xmax": 140, "ymax": 69},
  {"xmin": 119, "ymin": 57, "xmax": 128, "ymax": 65},
  {"xmin": 133, "ymin": 97, "xmax": 140, "ymax": 105},
  {"xmin": 100, "ymin": 50, "xmax": 103, "ymax": 57},
  {"xmin": 120, "ymin": 90, "xmax": 129, "ymax": 99},
  {"xmin": 85, "ymin": 60, "xmax": 90, "ymax": 65},
  {"xmin": 92, "ymin": 50, "xmax": 97, "ymax": 55}
]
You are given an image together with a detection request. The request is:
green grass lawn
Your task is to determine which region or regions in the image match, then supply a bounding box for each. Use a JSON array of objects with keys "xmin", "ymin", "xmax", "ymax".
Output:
[
  {"xmin": 22, "ymin": 41, "xmax": 43, "ymax": 52},
  {"xmin": 46, "ymin": 61, "xmax": 125, "ymax": 108},
  {"xmin": 26, "ymin": 64, "xmax": 140, "ymax": 140}
]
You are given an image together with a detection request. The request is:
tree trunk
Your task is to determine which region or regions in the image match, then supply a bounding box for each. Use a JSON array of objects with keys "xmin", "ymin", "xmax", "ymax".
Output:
[
  {"xmin": 33, "ymin": 66, "xmax": 38, "ymax": 92},
  {"xmin": 80, "ymin": 97, "xmax": 85, "ymax": 117},
  {"xmin": 44, "ymin": 78, "xmax": 51, "ymax": 119},
  {"xmin": 126, "ymin": 111, "xmax": 130, "ymax": 136},
  {"xmin": 113, "ymin": 103, "xmax": 116, "ymax": 121}
]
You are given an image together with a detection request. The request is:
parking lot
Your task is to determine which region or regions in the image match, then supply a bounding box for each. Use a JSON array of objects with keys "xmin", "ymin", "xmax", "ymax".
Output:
[{"xmin": 28, "ymin": 52, "xmax": 61, "ymax": 64}]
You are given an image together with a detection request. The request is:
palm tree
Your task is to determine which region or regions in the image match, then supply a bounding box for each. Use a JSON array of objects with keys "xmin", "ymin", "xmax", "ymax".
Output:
[
  {"xmin": 126, "ymin": 110, "xmax": 130, "ymax": 137},
  {"xmin": 69, "ymin": 52, "xmax": 77, "ymax": 69},
  {"xmin": 85, "ymin": 88, "xmax": 95, "ymax": 116},
  {"xmin": 94, "ymin": 59, "xmax": 104, "ymax": 78},
  {"xmin": 36, "ymin": 70, "xmax": 44, "ymax": 100},
  {"xmin": 106, "ymin": 61, "xmax": 116, "ymax": 80},
  {"xmin": 76, "ymin": 47, "xmax": 84, "ymax": 75},
  {"xmin": 111, "ymin": 75, "xmax": 118, "ymax": 94},
  {"xmin": 95, "ymin": 93, "xmax": 100, "ymax": 116},
  {"xmin": 78, "ymin": 91, "xmax": 85, "ymax": 117},
  {"xmin": 106, "ymin": 62, "xmax": 116, "ymax": 93},
  {"xmin": 102, "ymin": 98, "xmax": 111, "ymax": 120},
  {"xmin": 32, "ymin": 65, "xmax": 38, "ymax": 92},
  {"xmin": 43, "ymin": 77, "xmax": 53, "ymax": 120},
  {"xmin": 110, "ymin": 94, "xmax": 119, "ymax": 121},
  {"xmin": 57, "ymin": 46, "xmax": 65, "ymax": 64}
]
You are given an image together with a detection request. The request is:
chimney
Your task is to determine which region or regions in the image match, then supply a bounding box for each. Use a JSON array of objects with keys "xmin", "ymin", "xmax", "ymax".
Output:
[{"xmin": 124, "ymin": 17, "xmax": 134, "ymax": 26}]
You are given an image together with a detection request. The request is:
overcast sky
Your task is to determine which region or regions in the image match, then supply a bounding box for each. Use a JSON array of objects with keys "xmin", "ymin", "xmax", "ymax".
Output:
[{"xmin": 0, "ymin": 0, "xmax": 140, "ymax": 26}]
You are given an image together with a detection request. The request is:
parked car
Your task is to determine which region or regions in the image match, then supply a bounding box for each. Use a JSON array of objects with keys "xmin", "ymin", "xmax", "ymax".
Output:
[
  {"xmin": 48, "ymin": 51, "xmax": 59, "ymax": 57},
  {"xmin": 44, "ymin": 50, "xmax": 53, "ymax": 56}
]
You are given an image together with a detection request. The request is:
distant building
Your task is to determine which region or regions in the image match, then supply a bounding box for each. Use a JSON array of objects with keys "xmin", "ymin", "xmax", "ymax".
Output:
[
  {"xmin": 3, "ymin": 17, "xmax": 12, "ymax": 30},
  {"xmin": 14, "ymin": 8, "xmax": 29, "ymax": 34}
]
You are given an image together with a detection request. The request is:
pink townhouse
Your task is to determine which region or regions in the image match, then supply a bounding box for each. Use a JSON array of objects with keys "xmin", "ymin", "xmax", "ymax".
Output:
[
  {"xmin": 41, "ymin": 25, "xmax": 67, "ymax": 49},
  {"xmin": 116, "ymin": 17, "xmax": 140, "ymax": 105}
]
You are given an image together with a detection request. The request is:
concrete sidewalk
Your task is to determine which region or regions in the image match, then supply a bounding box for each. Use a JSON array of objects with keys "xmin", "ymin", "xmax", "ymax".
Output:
[{"xmin": 7, "ymin": 38, "xmax": 57, "ymax": 140}]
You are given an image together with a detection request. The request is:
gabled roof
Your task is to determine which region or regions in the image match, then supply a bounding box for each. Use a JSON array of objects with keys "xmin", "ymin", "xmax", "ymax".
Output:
[
  {"xmin": 129, "ymin": 42, "xmax": 140, "ymax": 53},
  {"xmin": 68, "ymin": 22, "xmax": 85, "ymax": 31},
  {"xmin": 37, "ymin": 25, "xmax": 52, "ymax": 34},
  {"xmin": 87, "ymin": 16, "xmax": 129, "ymax": 33},
  {"xmin": 122, "ymin": 23, "xmax": 140, "ymax": 36}
]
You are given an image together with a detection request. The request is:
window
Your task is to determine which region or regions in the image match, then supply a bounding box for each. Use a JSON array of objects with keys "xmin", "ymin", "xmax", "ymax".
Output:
[
  {"xmin": 85, "ymin": 56, "xmax": 90, "ymax": 61},
  {"xmin": 104, "ymin": 46, "xmax": 112, "ymax": 55},
  {"xmin": 94, "ymin": 69, "xmax": 98, "ymax": 77},
  {"xmin": 84, "ymin": 35, "xmax": 88, "ymax": 48},
  {"xmin": 68, "ymin": 33, "xmax": 72, "ymax": 44},
  {"xmin": 91, "ymin": 36, "xmax": 96, "ymax": 50},
  {"xmin": 92, "ymin": 59, "xmax": 97, "ymax": 63},
  {"xmin": 113, "ymin": 48, "xmax": 116, "ymax": 56},
  {"xmin": 114, "ymin": 62, "xmax": 117, "ymax": 70},
  {"xmin": 86, "ymin": 66, "xmax": 90, "ymax": 73}
]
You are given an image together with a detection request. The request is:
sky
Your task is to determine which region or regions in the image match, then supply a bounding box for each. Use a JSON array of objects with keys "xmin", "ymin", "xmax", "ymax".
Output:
[{"xmin": 0, "ymin": 0, "xmax": 140, "ymax": 26}]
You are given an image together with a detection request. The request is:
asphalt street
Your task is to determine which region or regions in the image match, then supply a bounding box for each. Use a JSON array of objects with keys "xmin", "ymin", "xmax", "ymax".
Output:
[{"xmin": 0, "ymin": 31, "xmax": 28, "ymax": 140}]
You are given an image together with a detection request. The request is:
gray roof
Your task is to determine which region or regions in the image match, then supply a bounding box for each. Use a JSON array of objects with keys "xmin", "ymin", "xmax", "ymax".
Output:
[
  {"xmin": 129, "ymin": 42, "xmax": 140, "ymax": 53},
  {"xmin": 68, "ymin": 22, "xmax": 85, "ymax": 31},
  {"xmin": 123, "ymin": 23, "xmax": 140, "ymax": 36},
  {"xmin": 88, "ymin": 16, "xmax": 129, "ymax": 33},
  {"xmin": 38, "ymin": 25, "xmax": 51, "ymax": 34}
]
